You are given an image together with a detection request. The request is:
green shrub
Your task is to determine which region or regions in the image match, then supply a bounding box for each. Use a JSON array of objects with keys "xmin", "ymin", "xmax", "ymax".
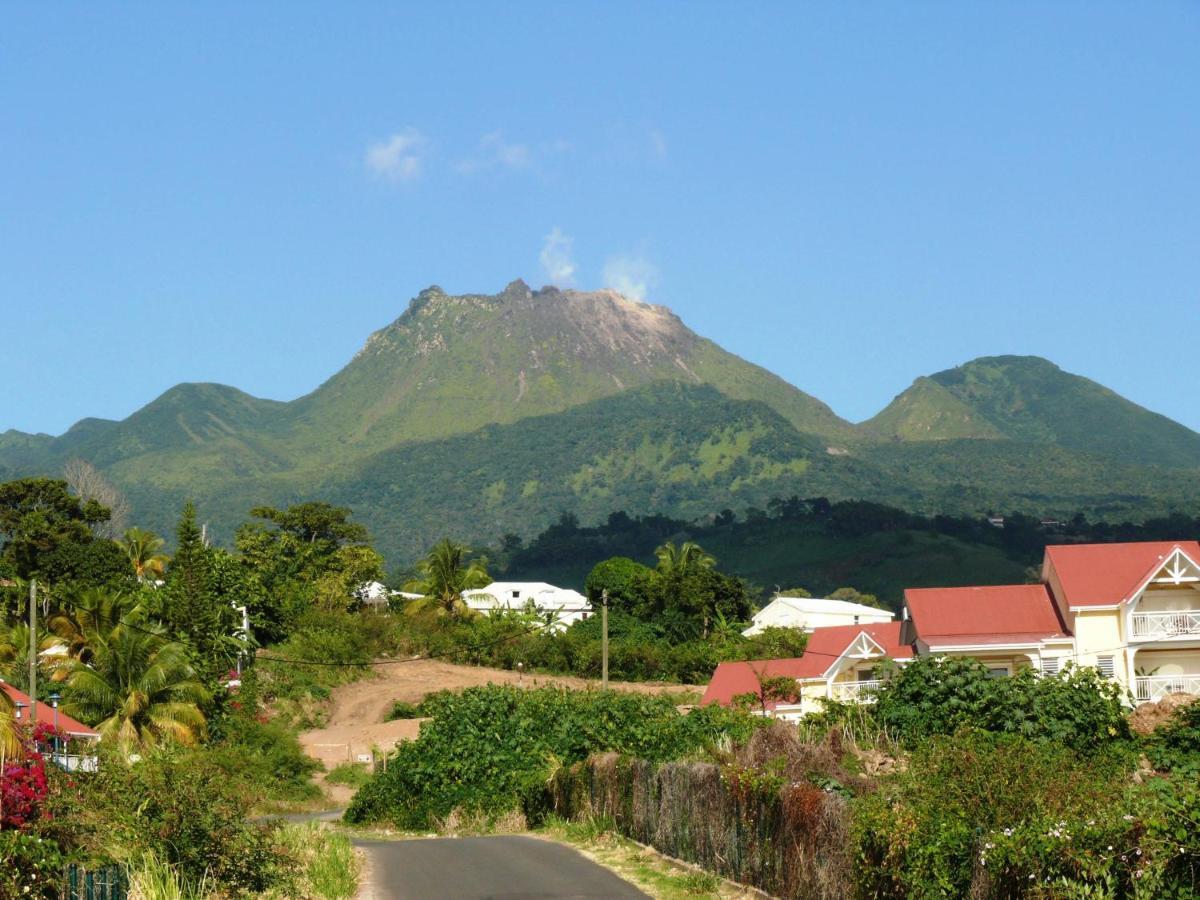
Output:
[
  {"xmin": 325, "ymin": 762, "xmax": 372, "ymax": 788},
  {"xmin": 853, "ymin": 731, "xmax": 1134, "ymax": 897},
  {"xmin": 872, "ymin": 656, "xmax": 1130, "ymax": 751},
  {"xmin": 0, "ymin": 830, "xmax": 66, "ymax": 899},
  {"xmin": 345, "ymin": 684, "xmax": 758, "ymax": 830},
  {"xmin": 62, "ymin": 747, "xmax": 285, "ymax": 894},
  {"xmin": 385, "ymin": 700, "xmax": 422, "ymax": 720},
  {"xmin": 1145, "ymin": 698, "xmax": 1200, "ymax": 774},
  {"xmin": 203, "ymin": 711, "xmax": 322, "ymax": 802}
]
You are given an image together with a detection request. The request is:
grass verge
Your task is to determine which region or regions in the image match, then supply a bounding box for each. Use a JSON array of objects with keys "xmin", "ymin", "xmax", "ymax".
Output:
[{"xmin": 538, "ymin": 815, "xmax": 760, "ymax": 900}]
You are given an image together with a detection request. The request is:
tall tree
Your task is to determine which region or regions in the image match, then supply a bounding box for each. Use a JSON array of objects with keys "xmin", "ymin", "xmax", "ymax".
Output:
[
  {"xmin": 654, "ymin": 541, "xmax": 716, "ymax": 577},
  {"xmin": 235, "ymin": 501, "xmax": 379, "ymax": 641},
  {"xmin": 0, "ymin": 477, "xmax": 110, "ymax": 579},
  {"xmin": 403, "ymin": 539, "xmax": 491, "ymax": 618},
  {"xmin": 164, "ymin": 502, "xmax": 233, "ymax": 681},
  {"xmin": 62, "ymin": 459, "xmax": 130, "ymax": 539}
]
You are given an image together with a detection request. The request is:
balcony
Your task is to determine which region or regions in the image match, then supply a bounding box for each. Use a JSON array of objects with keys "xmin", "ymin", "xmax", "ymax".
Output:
[
  {"xmin": 1130, "ymin": 611, "xmax": 1200, "ymax": 641},
  {"xmin": 1135, "ymin": 674, "xmax": 1200, "ymax": 703},
  {"xmin": 831, "ymin": 680, "xmax": 881, "ymax": 703}
]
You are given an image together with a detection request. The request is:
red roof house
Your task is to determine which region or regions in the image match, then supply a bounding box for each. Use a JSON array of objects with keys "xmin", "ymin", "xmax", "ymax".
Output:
[
  {"xmin": 702, "ymin": 622, "xmax": 912, "ymax": 716},
  {"xmin": 2, "ymin": 682, "xmax": 99, "ymax": 741}
]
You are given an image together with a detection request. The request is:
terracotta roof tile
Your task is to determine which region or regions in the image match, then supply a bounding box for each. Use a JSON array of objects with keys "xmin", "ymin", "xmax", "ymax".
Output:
[
  {"xmin": 1, "ymin": 682, "xmax": 99, "ymax": 739},
  {"xmin": 904, "ymin": 584, "xmax": 1069, "ymax": 646},
  {"xmin": 1045, "ymin": 541, "xmax": 1200, "ymax": 609}
]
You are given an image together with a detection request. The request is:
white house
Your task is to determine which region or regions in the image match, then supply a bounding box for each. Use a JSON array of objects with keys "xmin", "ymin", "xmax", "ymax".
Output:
[
  {"xmin": 742, "ymin": 595, "xmax": 893, "ymax": 636},
  {"xmin": 463, "ymin": 581, "xmax": 592, "ymax": 630}
]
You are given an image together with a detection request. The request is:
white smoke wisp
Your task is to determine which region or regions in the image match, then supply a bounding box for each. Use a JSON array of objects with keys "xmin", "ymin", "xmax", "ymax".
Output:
[
  {"xmin": 602, "ymin": 254, "xmax": 659, "ymax": 301},
  {"xmin": 539, "ymin": 227, "xmax": 577, "ymax": 285}
]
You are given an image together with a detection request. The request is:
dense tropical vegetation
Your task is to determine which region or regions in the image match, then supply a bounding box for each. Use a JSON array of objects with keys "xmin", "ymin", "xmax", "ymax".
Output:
[{"xmin": 2, "ymin": 463, "xmax": 1199, "ymax": 897}]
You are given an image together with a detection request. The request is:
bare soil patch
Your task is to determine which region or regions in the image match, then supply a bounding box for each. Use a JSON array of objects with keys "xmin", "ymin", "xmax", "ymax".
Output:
[{"xmin": 298, "ymin": 659, "xmax": 699, "ymax": 771}]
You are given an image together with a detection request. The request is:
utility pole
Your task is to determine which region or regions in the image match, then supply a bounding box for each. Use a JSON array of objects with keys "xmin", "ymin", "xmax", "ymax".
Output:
[
  {"xmin": 28, "ymin": 579, "xmax": 37, "ymax": 725},
  {"xmin": 601, "ymin": 589, "xmax": 609, "ymax": 689}
]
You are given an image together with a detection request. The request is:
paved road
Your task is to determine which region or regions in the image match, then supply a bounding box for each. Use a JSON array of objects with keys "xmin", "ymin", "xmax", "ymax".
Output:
[{"xmin": 353, "ymin": 834, "xmax": 649, "ymax": 899}]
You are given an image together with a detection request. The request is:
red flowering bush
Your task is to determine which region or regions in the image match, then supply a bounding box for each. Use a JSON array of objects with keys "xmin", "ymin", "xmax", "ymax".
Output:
[
  {"xmin": 0, "ymin": 722, "xmax": 66, "ymax": 831},
  {"xmin": 1, "ymin": 754, "xmax": 51, "ymax": 829}
]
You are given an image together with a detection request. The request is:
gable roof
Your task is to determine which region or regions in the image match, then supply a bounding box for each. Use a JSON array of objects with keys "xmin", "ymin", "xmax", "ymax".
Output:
[
  {"xmin": 1044, "ymin": 541, "xmax": 1200, "ymax": 609},
  {"xmin": 1, "ymin": 682, "xmax": 100, "ymax": 739},
  {"xmin": 701, "ymin": 622, "xmax": 912, "ymax": 709},
  {"xmin": 903, "ymin": 583, "xmax": 1069, "ymax": 648}
]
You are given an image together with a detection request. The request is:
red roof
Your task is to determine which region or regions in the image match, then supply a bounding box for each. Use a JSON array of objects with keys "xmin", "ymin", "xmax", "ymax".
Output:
[
  {"xmin": 903, "ymin": 584, "xmax": 1069, "ymax": 648},
  {"xmin": 1044, "ymin": 541, "xmax": 1200, "ymax": 609},
  {"xmin": 701, "ymin": 622, "xmax": 912, "ymax": 709},
  {"xmin": 1, "ymin": 682, "xmax": 99, "ymax": 739}
]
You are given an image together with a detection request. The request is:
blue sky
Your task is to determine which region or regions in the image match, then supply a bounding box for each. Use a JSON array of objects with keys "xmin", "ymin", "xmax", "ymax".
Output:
[{"xmin": 3, "ymin": 4, "xmax": 1198, "ymax": 434}]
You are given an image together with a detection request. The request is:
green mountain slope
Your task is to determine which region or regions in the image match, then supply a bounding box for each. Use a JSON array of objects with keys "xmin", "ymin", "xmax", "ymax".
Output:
[
  {"xmin": 321, "ymin": 382, "xmax": 881, "ymax": 561},
  {"xmin": 861, "ymin": 376, "xmax": 1005, "ymax": 441},
  {"xmin": 866, "ymin": 356, "xmax": 1200, "ymax": 468}
]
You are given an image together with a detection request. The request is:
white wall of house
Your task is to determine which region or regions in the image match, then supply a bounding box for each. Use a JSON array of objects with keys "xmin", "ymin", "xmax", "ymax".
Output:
[
  {"xmin": 463, "ymin": 581, "xmax": 592, "ymax": 630},
  {"xmin": 743, "ymin": 596, "xmax": 893, "ymax": 636}
]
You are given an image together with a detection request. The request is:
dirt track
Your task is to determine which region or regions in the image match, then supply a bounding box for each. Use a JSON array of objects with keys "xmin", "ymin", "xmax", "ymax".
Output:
[{"xmin": 298, "ymin": 660, "xmax": 698, "ymax": 774}]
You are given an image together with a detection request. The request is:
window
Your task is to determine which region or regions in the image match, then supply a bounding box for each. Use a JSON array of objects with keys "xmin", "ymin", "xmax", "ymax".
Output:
[
  {"xmin": 512, "ymin": 590, "xmax": 520, "ymax": 599},
  {"xmin": 858, "ymin": 668, "xmax": 877, "ymax": 682},
  {"xmin": 1096, "ymin": 656, "xmax": 1116, "ymax": 679},
  {"xmin": 986, "ymin": 666, "xmax": 1010, "ymax": 679},
  {"xmin": 1041, "ymin": 657, "xmax": 1061, "ymax": 676},
  {"xmin": 853, "ymin": 615, "xmax": 860, "ymax": 625}
]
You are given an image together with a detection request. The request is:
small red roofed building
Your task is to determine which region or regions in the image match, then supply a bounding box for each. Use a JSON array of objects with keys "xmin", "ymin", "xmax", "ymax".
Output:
[
  {"xmin": 702, "ymin": 622, "xmax": 913, "ymax": 720},
  {"xmin": 2, "ymin": 682, "xmax": 100, "ymax": 771}
]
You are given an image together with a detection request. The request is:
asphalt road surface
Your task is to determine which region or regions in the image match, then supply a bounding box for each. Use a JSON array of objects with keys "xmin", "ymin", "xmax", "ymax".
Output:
[{"xmin": 354, "ymin": 834, "xmax": 650, "ymax": 899}]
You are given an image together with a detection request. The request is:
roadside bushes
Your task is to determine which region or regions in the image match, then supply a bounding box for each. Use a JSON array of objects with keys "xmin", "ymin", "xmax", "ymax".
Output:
[
  {"xmin": 204, "ymin": 710, "xmax": 322, "ymax": 803},
  {"xmin": 58, "ymin": 747, "xmax": 285, "ymax": 893},
  {"xmin": 872, "ymin": 655, "xmax": 1130, "ymax": 751},
  {"xmin": 853, "ymin": 732, "xmax": 1133, "ymax": 896},
  {"xmin": 344, "ymin": 684, "xmax": 759, "ymax": 830}
]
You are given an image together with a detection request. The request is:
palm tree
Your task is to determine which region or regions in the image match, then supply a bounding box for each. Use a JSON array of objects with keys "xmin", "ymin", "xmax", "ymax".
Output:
[
  {"xmin": 403, "ymin": 538, "xmax": 491, "ymax": 618},
  {"xmin": 46, "ymin": 588, "xmax": 142, "ymax": 665},
  {"xmin": 654, "ymin": 540, "xmax": 716, "ymax": 576},
  {"xmin": 56, "ymin": 620, "xmax": 209, "ymax": 754},
  {"xmin": 119, "ymin": 527, "xmax": 169, "ymax": 582},
  {"xmin": 0, "ymin": 622, "xmax": 64, "ymax": 691},
  {"xmin": 0, "ymin": 687, "xmax": 18, "ymax": 758}
]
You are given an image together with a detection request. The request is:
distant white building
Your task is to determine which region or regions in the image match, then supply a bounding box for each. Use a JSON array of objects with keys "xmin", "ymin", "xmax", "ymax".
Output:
[
  {"xmin": 742, "ymin": 595, "xmax": 893, "ymax": 636},
  {"xmin": 463, "ymin": 581, "xmax": 592, "ymax": 631},
  {"xmin": 355, "ymin": 581, "xmax": 422, "ymax": 610}
]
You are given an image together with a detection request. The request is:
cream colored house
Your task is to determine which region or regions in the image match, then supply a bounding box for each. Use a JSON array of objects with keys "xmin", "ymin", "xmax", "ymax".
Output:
[
  {"xmin": 702, "ymin": 622, "xmax": 913, "ymax": 720},
  {"xmin": 901, "ymin": 541, "xmax": 1200, "ymax": 704},
  {"xmin": 742, "ymin": 595, "xmax": 893, "ymax": 636}
]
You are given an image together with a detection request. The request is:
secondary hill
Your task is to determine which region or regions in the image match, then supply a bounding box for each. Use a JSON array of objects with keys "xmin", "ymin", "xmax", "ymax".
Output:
[{"xmin": 864, "ymin": 356, "xmax": 1200, "ymax": 468}]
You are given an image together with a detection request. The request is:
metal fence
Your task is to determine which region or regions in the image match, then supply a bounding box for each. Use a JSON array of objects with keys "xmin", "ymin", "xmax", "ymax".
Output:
[{"xmin": 63, "ymin": 864, "xmax": 126, "ymax": 900}]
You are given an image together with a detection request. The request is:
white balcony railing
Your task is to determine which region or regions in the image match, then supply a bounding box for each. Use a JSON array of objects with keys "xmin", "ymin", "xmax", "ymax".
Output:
[
  {"xmin": 1129, "ymin": 611, "xmax": 1200, "ymax": 640},
  {"xmin": 831, "ymin": 680, "xmax": 881, "ymax": 703},
  {"xmin": 1135, "ymin": 674, "xmax": 1200, "ymax": 703}
]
